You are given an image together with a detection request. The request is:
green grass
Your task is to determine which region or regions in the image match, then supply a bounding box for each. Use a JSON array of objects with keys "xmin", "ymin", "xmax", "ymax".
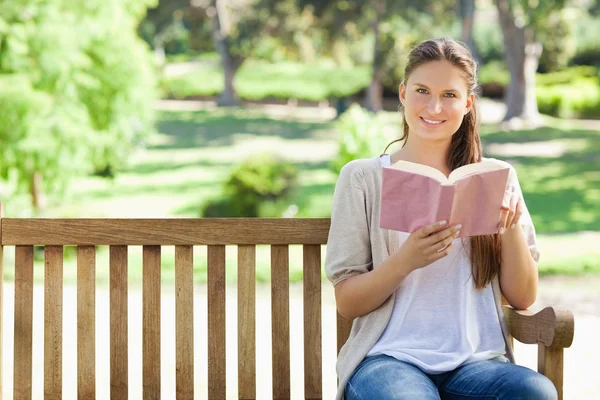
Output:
[
  {"xmin": 162, "ymin": 59, "xmax": 372, "ymax": 101},
  {"xmin": 2, "ymin": 107, "xmax": 599, "ymax": 282}
]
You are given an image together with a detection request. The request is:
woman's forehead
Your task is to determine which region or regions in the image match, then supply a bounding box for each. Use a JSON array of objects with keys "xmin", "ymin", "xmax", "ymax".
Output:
[{"xmin": 407, "ymin": 61, "xmax": 469, "ymax": 91}]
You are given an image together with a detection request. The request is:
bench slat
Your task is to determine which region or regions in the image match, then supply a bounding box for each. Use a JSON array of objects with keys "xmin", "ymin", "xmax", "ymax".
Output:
[
  {"xmin": 78, "ymin": 246, "xmax": 96, "ymax": 399},
  {"xmin": 175, "ymin": 245, "xmax": 194, "ymax": 400},
  {"xmin": 143, "ymin": 246, "xmax": 161, "ymax": 399},
  {"xmin": 238, "ymin": 245, "xmax": 256, "ymax": 400},
  {"xmin": 14, "ymin": 245, "xmax": 33, "ymax": 400},
  {"xmin": 271, "ymin": 245, "xmax": 290, "ymax": 400},
  {"xmin": 208, "ymin": 245, "xmax": 226, "ymax": 400},
  {"xmin": 44, "ymin": 246, "xmax": 63, "ymax": 399},
  {"xmin": 2, "ymin": 218, "xmax": 330, "ymax": 245},
  {"xmin": 110, "ymin": 246, "xmax": 128, "ymax": 399},
  {"xmin": 336, "ymin": 312, "xmax": 352, "ymax": 356},
  {"xmin": 303, "ymin": 245, "xmax": 322, "ymax": 399}
]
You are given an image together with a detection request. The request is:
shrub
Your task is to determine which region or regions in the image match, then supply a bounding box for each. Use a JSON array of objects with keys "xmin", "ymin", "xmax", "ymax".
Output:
[{"xmin": 201, "ymin": 154, "xmax": 298, "ymax": 217}]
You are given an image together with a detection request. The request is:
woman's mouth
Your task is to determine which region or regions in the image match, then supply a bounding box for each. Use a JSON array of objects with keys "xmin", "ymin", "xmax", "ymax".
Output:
[{"xmin": 420, "ymin": 117, "xmax": 446, "ymax": 127}]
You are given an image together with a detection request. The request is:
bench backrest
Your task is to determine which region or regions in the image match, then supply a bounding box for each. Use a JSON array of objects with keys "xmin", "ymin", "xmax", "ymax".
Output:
[{"xmin": 0, "ymin": 208, "xmax": 352, "ymax": 399}]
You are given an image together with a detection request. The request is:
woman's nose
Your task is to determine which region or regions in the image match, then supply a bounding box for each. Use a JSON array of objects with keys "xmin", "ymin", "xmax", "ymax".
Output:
[{"xmin": 428, "ymin": 97, "xmax": 442, "ymax": 114}]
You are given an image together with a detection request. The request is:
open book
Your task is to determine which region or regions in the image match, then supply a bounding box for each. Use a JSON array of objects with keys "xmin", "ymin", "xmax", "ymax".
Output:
[{"xmin": 380, "ymin": 159, "xmax": 511, "ymax": 237}]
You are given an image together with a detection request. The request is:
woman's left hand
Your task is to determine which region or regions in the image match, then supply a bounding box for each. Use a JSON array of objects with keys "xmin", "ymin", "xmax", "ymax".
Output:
[{"xmin": 498, "ymin": 186, "xmax": 523, "ymax": 235}]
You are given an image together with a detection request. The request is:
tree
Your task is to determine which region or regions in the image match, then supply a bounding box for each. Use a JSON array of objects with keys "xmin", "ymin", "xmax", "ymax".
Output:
[
  {"xmin": 192, "ymin": 0, "xmax": 302, "ymax": 106},
  {"xmin": 0, "ymin": 0, "xmax": 157, "ymax": 213},
  {"xmin": 494, "ymin": 0, "xmax": 566, "ymax": 123},
  {"xmin": 298, "ymin": 0, "xmax": 455, "ymax": 112},
  {"xmin": 457, "ymin": 0, "xmax": 481, "ymax": 64}
]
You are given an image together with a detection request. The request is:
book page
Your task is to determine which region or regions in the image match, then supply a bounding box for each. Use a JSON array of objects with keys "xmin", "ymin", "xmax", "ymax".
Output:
[
  {"xmin": 388, "ymin": 160, "xmax": 449, "ymax": 183},
  {"xmin": 448, "ymin": 160, "xmax": 508, "ymax": 183}
]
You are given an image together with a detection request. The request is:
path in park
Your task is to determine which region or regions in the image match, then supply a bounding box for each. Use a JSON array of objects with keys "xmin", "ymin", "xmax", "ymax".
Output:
[{"xmin": 1, "ymin": 276, "xmax": 598, "ymax": 399}]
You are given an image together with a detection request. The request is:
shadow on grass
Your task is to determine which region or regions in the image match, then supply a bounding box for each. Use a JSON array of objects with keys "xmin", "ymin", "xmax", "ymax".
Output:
[
  {"xmin": 482, "ymin": 127, "xmax": 600, "ymax": 233},
  {"xmin": 154, "ymin": 109, "xmax": 333, "ymax": 150}
]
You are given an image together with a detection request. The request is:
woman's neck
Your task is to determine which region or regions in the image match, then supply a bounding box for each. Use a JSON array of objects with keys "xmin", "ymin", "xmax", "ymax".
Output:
[{"xmin": 390, "ymin": 137, "xmax": 452, "ymax": 176}]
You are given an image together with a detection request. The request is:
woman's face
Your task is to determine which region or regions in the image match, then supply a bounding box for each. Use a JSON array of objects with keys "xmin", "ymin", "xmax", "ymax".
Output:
[{"xmin": 399, "ymin": 60, "xmax": 474, "ymax": 144}]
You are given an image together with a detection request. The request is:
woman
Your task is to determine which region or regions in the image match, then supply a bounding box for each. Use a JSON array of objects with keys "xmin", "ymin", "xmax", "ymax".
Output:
[{"xmin": 325, "ymin": 37, "xmax": 557, "ymax": 400}]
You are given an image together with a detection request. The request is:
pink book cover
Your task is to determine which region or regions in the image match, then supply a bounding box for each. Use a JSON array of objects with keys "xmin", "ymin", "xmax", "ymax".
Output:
[{"xmin": 380, "ymin": 160, "xmax": 511, "ymax": 237}]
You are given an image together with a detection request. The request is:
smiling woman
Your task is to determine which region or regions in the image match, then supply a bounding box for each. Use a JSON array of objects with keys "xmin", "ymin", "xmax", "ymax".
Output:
[{"xmin": 326, "ymin": 37, "xmax": 558, "ymax": 400}]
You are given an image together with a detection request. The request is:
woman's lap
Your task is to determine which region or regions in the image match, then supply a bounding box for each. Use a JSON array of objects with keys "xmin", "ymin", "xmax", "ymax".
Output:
[{"xmin": 346, "ymin": 354, "xmax": 557, "ymax": 400}]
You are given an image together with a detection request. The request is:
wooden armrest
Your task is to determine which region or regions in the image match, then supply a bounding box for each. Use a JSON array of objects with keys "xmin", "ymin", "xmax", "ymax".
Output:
[{"xmin": 503, "ymin": 305, "xmax": 574, "ymax": 348}]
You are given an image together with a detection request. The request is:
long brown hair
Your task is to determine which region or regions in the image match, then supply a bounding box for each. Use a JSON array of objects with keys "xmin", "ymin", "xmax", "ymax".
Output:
[{"xmin": 384, "ymin": 37, "xmax": 501, "ymax": 289}]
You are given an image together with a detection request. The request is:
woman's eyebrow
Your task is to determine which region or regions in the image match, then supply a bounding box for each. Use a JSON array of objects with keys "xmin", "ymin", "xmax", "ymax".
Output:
[{"xmin": 412, "ymin": 83, "xmax": 459, "ymax": 93}]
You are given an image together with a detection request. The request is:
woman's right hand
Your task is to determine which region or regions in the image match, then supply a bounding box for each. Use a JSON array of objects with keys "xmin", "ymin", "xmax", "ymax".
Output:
[{"xmin": 393, "ymin": 220, "xmax": 462, "ymax": 272}]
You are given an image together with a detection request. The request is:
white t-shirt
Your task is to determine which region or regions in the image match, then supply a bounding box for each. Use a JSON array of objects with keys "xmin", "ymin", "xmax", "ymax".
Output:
[{"xmin": 367, "ymin": 154, "xmax": 507, "ymax": 374}]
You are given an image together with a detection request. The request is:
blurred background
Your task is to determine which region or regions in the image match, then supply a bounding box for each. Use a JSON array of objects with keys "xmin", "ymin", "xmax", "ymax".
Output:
[{"xmin": 0, "ymin": 0, "xmax": 599, "ymax": 398}]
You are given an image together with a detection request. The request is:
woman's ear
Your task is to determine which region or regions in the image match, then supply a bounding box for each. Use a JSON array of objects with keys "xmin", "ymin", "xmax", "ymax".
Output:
[
  {"xmin": 399, "ymin": 82, "xmax": 406, "ymax": 106},
  {"xmin": 465, "ymin": 92, "xmax": 475, "ymax": 114}
]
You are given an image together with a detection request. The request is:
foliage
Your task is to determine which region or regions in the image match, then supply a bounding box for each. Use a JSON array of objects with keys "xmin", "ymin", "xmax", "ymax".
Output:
[
  {"xmin": 330, "ymin": 104, "xmax": 388, "ymax": 175},
  {"xmin": 537, "ymin": 77, "xmax": 600, "ymax": 118},
  {"xmin": 202, "ymin": 153, "xmax": 298, "ymax": 217},
  {"xmin": 0, "ymin": 0, "xmax": 158, "ymax": 211},
  {"xmin": 537, "ymin": 9, "xmax": 576, "ymax": 72}
]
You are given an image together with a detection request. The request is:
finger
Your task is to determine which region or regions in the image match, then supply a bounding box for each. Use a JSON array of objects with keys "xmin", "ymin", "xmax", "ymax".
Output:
[
  {"xmin": 506, "ymin": 193, "xmax": 518, "ymax": 227},
  {"xmin": 498, "ymin": 191, "xmax": 512, "ymax": 234},
  {"xmin": 418, "ymin": 220, "xmax": 448, "ymax": 238},
  {"xmin": 431, "ymin": 230, "xmax": 459, "ymax": 254},
  {"xmin": 430, "ymin": 242, "xmax": 453, "ymax": 261},
  {"xmin": 426, "ymin": 224, "xmax": 461, "ymax": 245},
  {"xmin": 511, "ymin": 198, "xmax": 523, "ymax": 229}
]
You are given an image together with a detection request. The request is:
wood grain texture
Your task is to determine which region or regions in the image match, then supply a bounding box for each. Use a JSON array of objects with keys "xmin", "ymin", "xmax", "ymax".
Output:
[
  {"xmin": 503, "ymin": 305, "xmax": 574, "ymax": 348},
  {"xmin": 78, "ymin": 246, "xmax": 96, "ymax": 399},
  {"xmin": 0, "ymin": 203, "xmax": 4, "ymax": 395},
  {"xmin": 238, "ymin": 245, "xmax": 256, "ymax": 400},
  {"xmin": 2, "ymin": 218, "xmax": 330, "ymax": 245},
  {"xmin": 44, "ymin": 246, "xmax": 63, "ymax": 400},
  {"xmin": 110, "ymin": 246, "xmax": 128, "ymax": 400},
  {"xmin": 271, "ymin": 245, "xmax": 290, "ymax": 400},
  {"xmin": 208, "ymin": 245, "xmax": 226, "ymax": 400},
  {"xmin": 143, "ymin": 246, "xmax": 161, "ymax": 399},
  {"xmin": 336, "ymin": 312, "xmax": 352, "ymax": 356},
  {"xmin": 303, "ymin": 245, "xmax": 322, "ymax": 399},
  {"xmin": 538, "ymin": 345, "xmax": 565, "ymax": 400},
  {"xmin": 14, "ymin": 245, "xmax": 33, "ymax": 400},
  {"xmin": 175, "ymin": 245, "xmax": 194, "ymax": 400}
]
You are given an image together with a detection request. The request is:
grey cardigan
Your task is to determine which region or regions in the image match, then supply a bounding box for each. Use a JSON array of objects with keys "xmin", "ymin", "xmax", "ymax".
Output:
[{"xmin": 325, "ymin": 155, "xmax": 540, "ymax": 400}]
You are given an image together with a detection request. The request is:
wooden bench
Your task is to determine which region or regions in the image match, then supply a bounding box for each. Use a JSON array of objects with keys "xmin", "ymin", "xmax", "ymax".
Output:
[{"xmin": 0, "ymin": 206, "xmax": 574, "ymax": 399}]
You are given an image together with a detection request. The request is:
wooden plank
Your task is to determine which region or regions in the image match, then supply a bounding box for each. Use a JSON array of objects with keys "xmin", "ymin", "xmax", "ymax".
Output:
[
  {"xmin": 208, "ymin": 245, "xmax": 226, "ymax": 400},
  {"xmin": 44, "ymin": 246, "xmax": 63, "ymax": 399},
  {"xmin": 143, "ymin": 246, "xmax": 161, "ymax": 399},
  {"xmin": 237, "ymin": 245, "xmax": 256, "ymax": 400},
  {"xmin": 538, "ymin": 345, "xmax": 564, "ymax": 400},
  {"xmin": 110, "ymin": 246, "xmax": 128, "ymax": 400},
  {"xmin": 336, "ymin": 312, "xmax": 352, "ymax": 356},
  {"xmin": 175, "ymin": 245, "xmax": 194, "ymax": 400},
  {"xmin": 77, "ymin": 246, "xmax": 96, "ymax": 399},
  {"xmin": 503, "ymin": 306, "xmax": 574, "ymax": 348},
  {"xmin": 271, "ymin": 245, "xmax": 290, "ymax": 400},
  {"xmin": 1, "ymin": 218, "xmax": 330, "ymax": 245},
  {"xmin": 14, "ymin": 245, "xmax": 33, "ymax": 400},
  {"xmin": 0, "ymin": 203, "xmax": 4, "ymax": 395},
  {"xmin": 303, "ymin": 245, "xmax": 322, "ymax": 399}
]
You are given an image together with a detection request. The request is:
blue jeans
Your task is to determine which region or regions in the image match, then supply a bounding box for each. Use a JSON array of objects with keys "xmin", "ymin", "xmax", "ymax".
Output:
[{"xmin": 346, "ymin": 354, "xmax": 557, "ymax": 400}]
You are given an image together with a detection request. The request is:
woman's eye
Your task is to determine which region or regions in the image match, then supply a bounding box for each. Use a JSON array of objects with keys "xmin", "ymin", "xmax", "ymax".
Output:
[
  {"xmin": 444, "ymin": 93, "xmax": 456, "ymax": 98},
  {"xmin": 417, "ymin": 88, "xmax": 428, "ymax": 94}
]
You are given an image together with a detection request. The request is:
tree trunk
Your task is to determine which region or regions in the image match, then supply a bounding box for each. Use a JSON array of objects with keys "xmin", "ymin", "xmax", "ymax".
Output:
[
  {"xmin": 365, "ymin": 0, "xmax": 385, "ymax": 112},
  {"xmin": 496, "ymin": 0, "xmax": 542, "ymax": 124},
  {"xmin": 30, "ymin": 171, "xmax": 46, "ymax": 213},
  {"xmin": 458, "ymin": 0, "xmax": 481, "ymax": 64},
  {"xmin": 209, "ymin": 0, "xmax": 240, "ymax": 106}
]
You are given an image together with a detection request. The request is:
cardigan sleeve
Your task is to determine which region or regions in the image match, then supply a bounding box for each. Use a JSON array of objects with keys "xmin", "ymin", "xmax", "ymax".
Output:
[
  {"xmin": 325, "ymin": 160, "xmax": 374, "ymax": 286},
  {"xmin": 507, "ymin": 165, "xmax": 541, "ymax": 263}
]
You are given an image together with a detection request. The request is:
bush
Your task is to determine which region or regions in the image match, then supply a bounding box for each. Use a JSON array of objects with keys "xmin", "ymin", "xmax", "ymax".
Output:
[
  {"xmin": 201, "ymin": 154, "xmax": 298, "ymax": 217},
  {"xmin": 331, "ymin": 104, "xmax": 389, "ymax": 175},
  {"xmin": 537, "ymin": 77, "xmax": 600, "ymax": 118}
]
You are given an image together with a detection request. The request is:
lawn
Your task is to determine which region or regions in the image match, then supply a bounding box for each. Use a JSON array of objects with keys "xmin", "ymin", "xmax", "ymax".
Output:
[{"xmin": 1, "ymin": 107, "xmax": 599, "ymax": 283}]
